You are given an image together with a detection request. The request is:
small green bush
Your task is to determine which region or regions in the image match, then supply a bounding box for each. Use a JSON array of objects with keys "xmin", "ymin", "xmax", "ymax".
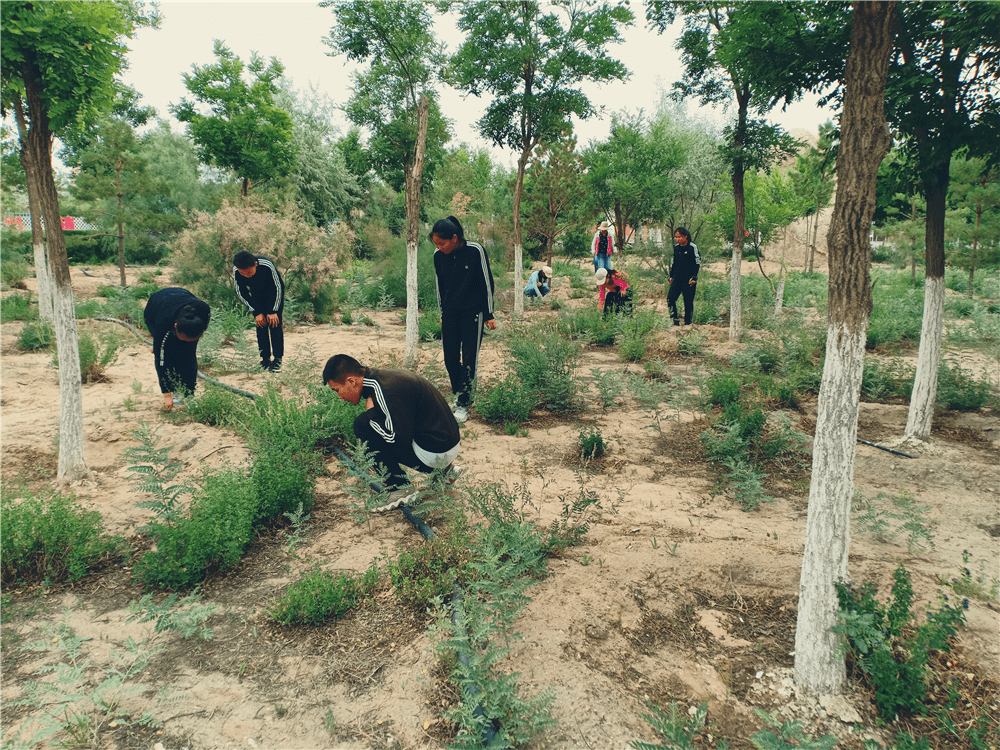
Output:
[
  {"xmin": 1, "ymin": 292, "xmax": 37, "ymax": 322},
  {"xmin": 936, "ymin": 360, "xmax": 993, "ymax": 411},
  {"xmin": 508, "ymin": 326, "xmax": 582, "ymax": 413},
  {"xmin": 185, "ymin": 384, "xmax": 256, "ymax": 429},
  {"xmin": 706, "ymin": 372, "xmax": 742, "ymax": 407},
  {"xmin": 389, "ymin": 538, "xmax": 470, "ymax": 611},
  {"xmin": 475, "ymin": 374, "xmax": 536, "ymax": 424},
  {"xmin": 269, "ymin": 563, "xmax": 379, "ymax": 625},
  {"xmin": 833, "ymin": 564, "xmax": 966, "ymax": 720},
  {"xmin": 135, "ymin": 469, "xmax": 257, "ymax": 590},
  {"xmin": 1, "ymin": 488, "xmax": 120, "ymax": 584},
  {"xmin": 418, "ymin": 310, "xmax": 442, "ymax": 341},
  {"xmin": 1, "ymin": 254, "xmax": 30, "ymax": 289},
  {"xmin": 17, "ymin": 319, "xmax": 54, "ymax": 350},
  {"xmin": 578, "ymin": 426, "xmax": 606, "ymax": 459},
  {"xmin": 861, "ymin": 357, "xmax": 915, "ymax": 403}
]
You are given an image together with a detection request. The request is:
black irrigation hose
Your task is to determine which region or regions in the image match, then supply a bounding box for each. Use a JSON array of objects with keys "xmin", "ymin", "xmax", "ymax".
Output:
[
  {"xmin": 332, "ymin": 446, "xmax": 502, "ymax": 748},
  {"xmin": 856, "ymin": 438, "xmax": 916, "ymax": 459},
  {"xmin": 90, "ymin": 316, "xmax": 258, "ymax": 400}
]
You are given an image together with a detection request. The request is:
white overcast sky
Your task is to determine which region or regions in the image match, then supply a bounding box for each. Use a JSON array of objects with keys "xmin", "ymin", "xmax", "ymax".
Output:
[{"xmin": 120, "ymin": 1, "xmax": 835, "ymax": 168}]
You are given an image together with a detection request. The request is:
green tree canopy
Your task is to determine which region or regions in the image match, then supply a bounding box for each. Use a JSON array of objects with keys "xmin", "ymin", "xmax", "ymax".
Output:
[{"xmin": 170, "ymin": 40, "xmax": 296, "ymax": 197}]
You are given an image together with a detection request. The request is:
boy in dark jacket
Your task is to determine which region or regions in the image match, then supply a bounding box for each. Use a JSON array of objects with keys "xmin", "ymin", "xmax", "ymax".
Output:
[
  {"xmin": 234, "ymin": 250, "xmax": 285, "ymax": 371},
  {"xmin": 144, "ymin": 288, "xmax": 210, "ymax": 411},
  {"xmin": 430, "ymin": 215, "xmax": 496, "ymax": 423},
  {"xmin": 668, "ymin": 227, "xmax": 701, "ymax": 326},
  {"xmin": 324, "ymin": 354, "xmax": 462, "ymax": 511}
]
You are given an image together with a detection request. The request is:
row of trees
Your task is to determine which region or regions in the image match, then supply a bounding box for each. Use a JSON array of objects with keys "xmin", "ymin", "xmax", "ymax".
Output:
[{"xmin": 2, "ymin": 0, "xmax": 997, "ymax": 709}]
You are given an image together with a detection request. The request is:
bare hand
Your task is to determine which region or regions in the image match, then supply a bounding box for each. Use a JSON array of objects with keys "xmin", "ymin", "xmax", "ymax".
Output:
[
  {"xmin": 365, "ymin": 397, "xmax": 374, "ymax": 410},
  {"xmin": 485, "ymin": 319, "xmax": 497, "ymax": 331},
  {"xmin": 266, "ymin": 313, "xmax": 279, "ymax": 327},
  {"xmin": 255, "ymin": 314, "xmax": 266, "ymax": 328},
  {"xmin": 689, "ymin": 278, "xmax": 697, "ymax": 286}
]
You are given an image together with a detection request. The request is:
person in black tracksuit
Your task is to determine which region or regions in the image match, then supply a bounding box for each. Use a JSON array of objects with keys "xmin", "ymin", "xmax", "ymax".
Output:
[
  {"xmin": 143, "ymin": 287, "xmax": 210, "ymax": 411},
  {"xmin": 668, "ymin": 226, "xmax": 701, "ymax": 326},
  {"xmin": 233, "ymin": 250, "xmax": 285, "ymax": 372},
  {"xmin": 430, "ymin": 216, "xmax": 496, "ymax": 423},
  {"xmin": 323, "ymin": 354, "xmax": 461, "ymax": 499}
]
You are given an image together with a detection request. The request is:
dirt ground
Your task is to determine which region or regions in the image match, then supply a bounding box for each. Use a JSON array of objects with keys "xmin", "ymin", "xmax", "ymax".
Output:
[{"xmin": 2, "ymin": 260, "xmax": 998, "ymax": 750}]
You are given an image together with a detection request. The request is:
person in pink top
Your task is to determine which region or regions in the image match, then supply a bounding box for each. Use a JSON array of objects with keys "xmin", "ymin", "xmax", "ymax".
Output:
[{"xmin": 595, "ymin": 267, "xmax": 631, "ymax": 317}]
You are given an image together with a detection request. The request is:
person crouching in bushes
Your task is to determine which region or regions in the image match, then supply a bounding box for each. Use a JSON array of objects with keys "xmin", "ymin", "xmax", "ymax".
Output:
[
  {"xmin": 595, "ymin": 267, "xmax": 631, "ymax": 317},
  {"xmin": 144, "ymin": 287, "xmax": 210, "ymax": 411},
  {"xmin": 324, "ymin": 354, "xmax": 464, "ymax": 512},
  {"xmin": 523, "ymin": 265, "xmax": 552, "ymax": 299}
]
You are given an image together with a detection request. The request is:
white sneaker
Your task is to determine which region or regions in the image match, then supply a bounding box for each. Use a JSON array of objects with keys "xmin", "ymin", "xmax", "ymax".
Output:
[
  {"xmin": 372, "ymin": 486, "xmax": 418, "ymax": 513},
  {"xmin": 452, "ymin": 405, "xmax": 469, "ymax": 423}
]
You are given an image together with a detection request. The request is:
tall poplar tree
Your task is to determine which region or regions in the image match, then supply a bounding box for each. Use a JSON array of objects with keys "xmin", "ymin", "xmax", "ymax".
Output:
[
  {"xmin": 446, "ymin": 0, "xmax": 633, "ymax": 317},
  {"xmin": 324, "ymin": 0, "xmax": 445, "ymax": 366},
  {"xmin": 1, "ymin": 0, "xmax": 158, "ymax": 482},
  {"xmin": 647, "ymin": 1, "xmax": 799, "ymax": 341},
  {"xmin": 794, "ymin": 0, "xmax": 897, "ymax": 694}
]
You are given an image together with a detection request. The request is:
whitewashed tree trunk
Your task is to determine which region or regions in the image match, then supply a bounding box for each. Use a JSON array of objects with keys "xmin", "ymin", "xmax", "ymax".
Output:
[
  {"xmin": 793, "ymin": 0, "xmax": 895, "ymax": 697},
  {"xmin": 794, "ymin": 321, "xmax": 866, "ymax": 693},
  {"xmin": 53, "ymin": 276, "xmax": 88, "ymax": 481},
  {"xmin": 728, "ymin": 246, "xmax": 741, "ymax": 340},
  {"xmin": 513, "ymin": 241, "xmax": 524, "ymax": 317},
  {"xmin": 774, "ymin": 279, "xmax": 785, "ymax": 314},
  {"xmin": 403, "ymin": 96, "xmax": 430, "ymax": 368},
  {"xmin": 904, "ymin": 275, "xmax": 944, "ymax": 440},
  {"xmin": 32, "ymin": 230, "xmax": 54, "ymax": 321}
]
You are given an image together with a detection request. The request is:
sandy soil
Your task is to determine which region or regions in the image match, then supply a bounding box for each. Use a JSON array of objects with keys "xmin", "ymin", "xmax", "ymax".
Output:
[{"xmin": 1, "ymin": 263, "xmax": 998, "ymax": 750}]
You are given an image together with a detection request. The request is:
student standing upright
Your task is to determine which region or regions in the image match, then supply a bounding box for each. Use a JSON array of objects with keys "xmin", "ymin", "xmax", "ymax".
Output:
[
  {"xmin": 430, "ymin": 216, "xmax": 496, "ymax": 423},
  {"xmin": 667, "ymin": 227, "xmax": 701, "ymax": 326},
  {"xmin": 233, "ymin": 250, "xmax": 285, "ymax": 371}
]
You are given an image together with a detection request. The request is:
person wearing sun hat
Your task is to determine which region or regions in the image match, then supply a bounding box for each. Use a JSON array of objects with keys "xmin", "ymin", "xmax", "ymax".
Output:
[
  {"xmin": 591, "ymin": 220, "xmax": 613, "ymax": 272},
  {"xmin": 595, "ymin": 266, "xmax": 631, "ymax": 317},
  {"xmin": 523, "ymin": 265, "xmax": 552, "ymax": 298}
]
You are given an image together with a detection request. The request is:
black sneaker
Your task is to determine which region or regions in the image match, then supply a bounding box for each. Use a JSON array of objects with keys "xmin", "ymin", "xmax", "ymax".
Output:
[
  {"xmin": 269, "ymin": 358, "xmax": 282, "ymax": 373},
  {"xmin": 260, "ymin": 359, "xmax": 271, "ymax": 371}
]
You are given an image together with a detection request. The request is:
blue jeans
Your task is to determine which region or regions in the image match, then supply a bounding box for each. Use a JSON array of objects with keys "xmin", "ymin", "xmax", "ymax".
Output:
[
  {"xmin": 593, "ymin": 253, "xmax": 611, "ymax": 271},
  {"xmin": 524, "ymin": 285, "xmax": 549, "ymax": 298}
]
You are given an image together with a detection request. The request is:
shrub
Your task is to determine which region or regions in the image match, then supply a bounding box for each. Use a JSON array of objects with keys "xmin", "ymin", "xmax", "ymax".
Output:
[
  {"xmin": 76, "ymin": 328, "xmax": 123, "ymax": 383},
  {"xmin": 171, "ymin": 199, "xmax": 350, "ymax": 318},
  {"xmin": 706, "ymin": 372, "xmax": 742, "ymax": 407},
  {"xmin": 677, "ymin": 331, "xmax": 706, "ymax": 357},
  {"xmin": 475, "ymin": 374, "xmax": 536, "ymax": 424},
  {"xmin": 508, "ymin": 326, "xmax": 582, "ymax": 413},
  {"xmin": 1, "ymin": 292, "xmax": 37, "ymax": 322},
  {"xmin": 134, "ymin": 469, "xmax": 257, "ymax": 590},
  {"xmin": 389, "ymin": 538, "xmax": 471, "ymax": 611},
  {"xmin": 418, "ymin": 310, "xmax": 442, "ymax": 341},
  {"xmin": 185, "ymin": 384, "xmax": 255, "ymax": 429},
  {"xmin": 1, "ymin": 254, "xmax": 30, "ymax": 289},
  {"xmin": 17, "ymin": 319, "xmax": 54, "ymax": 350},
  {"xmin": 557, "ymin": 305, "xmax": 617, "ymax": 346},
  {"xmin": 578, "ymin": 426, "xmax": 606, "ymax": 459},
  {"xmin": 1, "ymin": 488, "xmax": 120, "ymax": 584},
  {"xmin": 833, "ymin": 564, "xmax": 966, "ymax": 720},
  {"xmin": 861, "ymin": 357, "xmax": 915, "ymax": 403},
  {"xmin": 269, "ymin": 563, "xmax": 379, "ymax": 626},
  {"xmin": 936, "ymin": 360, "xmax": 993, "ymax": 411}
]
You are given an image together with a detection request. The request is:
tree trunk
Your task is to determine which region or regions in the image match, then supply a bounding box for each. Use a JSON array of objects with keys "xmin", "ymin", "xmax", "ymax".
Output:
[
  {"xmin": 13, "ymin": 97, "xmax": 54, "ymax": 320},
  {"xmin": 729, "ymin": 165, "xmax": 745, "ymax": 341},
  {"xmin": 117, "ymin": 158, "xmax": 127, "ymax": 287},
  {"xmin": 21, "ymin": 58, "xmax": 89, "ymax": 482},
  {"xmin": 613, "ymin": 199, "xmax": 625, "ymax": 258},
  {"xmin": 904, "ymin": 167, "xmax": 949, "ymax": 441},
  {"xmin": 512, "ymin": 144, "xmax": 532, "ymax": 319},
  {"xmin": 774, "ymin": 279, "xmax": 785, "ymax": 314},
  {"xmin": 809, "ymin": 200, "xmax": 821, "ymax": 273},
  {"xmin": 794, "ymin": 0, "xmax": 895, "ymax": 696},
  {"xmin": 403, "ymin": 96, "xmax": 430, "ymax": 367}
]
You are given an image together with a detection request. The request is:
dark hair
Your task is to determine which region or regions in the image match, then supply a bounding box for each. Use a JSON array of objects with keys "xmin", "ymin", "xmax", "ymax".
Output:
[
  {"xmin": 429, "ymin": 215, "xmax": 464, "ymax": 243},
  {"xmin": 322, "ymin": 354, "xmax": 364, "ymax": 384},
  {"xmin": 175, "ymin": 303, "xmax": 209, "ymax": 339},
  {"xmin": 233, "ymin": 250, "xmax": 257, "ymax": 269},
  {"xmin": 674, "ymin": 227, "xmax": 692, "ymax": 243}
]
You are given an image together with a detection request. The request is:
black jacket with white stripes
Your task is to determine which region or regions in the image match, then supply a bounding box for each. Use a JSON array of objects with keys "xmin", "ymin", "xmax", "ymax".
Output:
[
  {"xmin": 143, "ymin": 287, "xmax": 210, "ymax": 394},
  {"xmin": 359, "ymin": 367, "xmax": 460, "ymax": 454},
  {"xmin": 434, "ymin": 241, "xmax": 495, "ymax": 321},
  {"xmin": 234, "ymin": 255, "xmax": 284, "ymax": 315}
]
